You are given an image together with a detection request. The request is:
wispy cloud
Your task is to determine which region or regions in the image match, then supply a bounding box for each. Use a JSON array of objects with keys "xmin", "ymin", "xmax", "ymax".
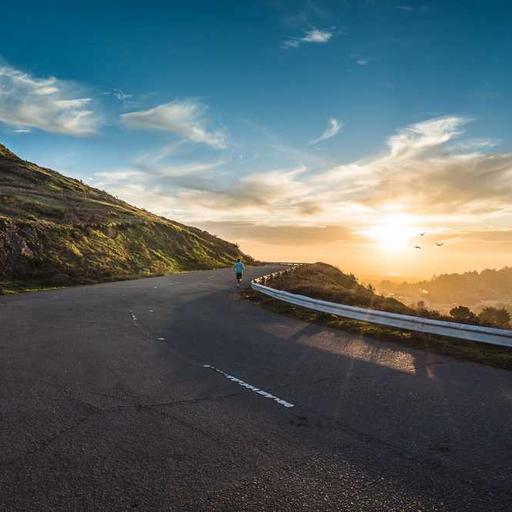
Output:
[
  {"xmin": 310, "ymin": 117, "xmax": 343, "ymax": 144},
  {"xmin": 196, "ymin": 222, "xmax": 356, "ymax": 246},
  {"xmin": 121, "ymin": 100, "xmax": 227, "ymax": 149},
  {"xmin": 133, "ymin": 140, "xmax": 188, "ymax": 166},
  {"xmin": 396, "ymin": 5, "xmax": 415, "ymax": 11},
  {"xmin": 349, "ymin": 116, "xmax": 512, "ymax": 215},
  {"xmin": 387, "ymin": 116, "xmax": 467, "ymax": 158},
  {"xmin": 283, "ymin": 28, "xmax": 334, "ymax": 49},
  {"xmin": 95, "ymin": 159, "xmax": 224, "ymax": 184},
  {"xmin": 302, "ymin": 29, "xmax": 333, "ymax": 43},
  {"xmin": 0, "ymin": 64, "xmax": 99, "ymax": 136},
  {"xmin": 350, "ymin": 54, "xmax": 370, "ymax": 66},
  {"xmin": 93, "ymin": 116, "xmax": 512, "ymax": 249},
  {"xmin": 449, "ymin": 138, "xmax": 499, "ymax": 151},
  {"xmin": 396, "ymin": 5, "xmax": 429, "ymax": 13},
  {"xmin": 112, "ymin": 89, "xmax": 132, "ymax": 101}
]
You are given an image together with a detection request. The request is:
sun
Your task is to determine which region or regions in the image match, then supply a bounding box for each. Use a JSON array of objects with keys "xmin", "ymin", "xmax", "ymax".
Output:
[{"xmin": 365, "ymin": 214, "xmax": 418, "ymax": 251}]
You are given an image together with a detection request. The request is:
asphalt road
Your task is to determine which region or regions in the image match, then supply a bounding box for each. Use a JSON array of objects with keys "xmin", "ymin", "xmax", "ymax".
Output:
[{"xmin": 1, "ymin": 265, "xmax": 512, "ymax": 511}]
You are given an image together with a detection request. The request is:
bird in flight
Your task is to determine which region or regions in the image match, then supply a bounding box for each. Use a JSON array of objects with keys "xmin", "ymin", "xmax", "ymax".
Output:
[
  {"xmin": 436, "ymin": 242, "xmax": 444, "ymax": 247},
  {"xmin": 414, "ymin": 245, "xmax": 422, "ymax": 249},
  {"xmin": 419, "ymin": 232, "xmax": 426, "ymax": 236}
]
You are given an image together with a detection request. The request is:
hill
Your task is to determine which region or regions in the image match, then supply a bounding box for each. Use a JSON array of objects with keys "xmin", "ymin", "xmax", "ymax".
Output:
[
  {"xmin": 0, "ymin": 142, "xmax": 251, "ymax": 292},
  {"xmin": 265, "ymin": 262, "xmax": 414, "ymax": 315},
  {"xmin": 378, "ymin": 267, "xmax": 512, "ymax": 309}
]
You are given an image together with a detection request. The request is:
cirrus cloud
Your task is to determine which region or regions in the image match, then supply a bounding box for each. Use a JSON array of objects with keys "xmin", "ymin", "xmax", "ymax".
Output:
[
  {"xmin": 121, "ymin": 100, "xmax": 227, "ymax": 149},
  {"xmin": 309, "ymin": 117, "xmax": 343, "ymax": 144}
]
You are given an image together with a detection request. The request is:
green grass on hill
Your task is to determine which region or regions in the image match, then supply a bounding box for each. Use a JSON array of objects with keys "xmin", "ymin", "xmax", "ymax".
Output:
[
  {"xmin": 263, "ymin": 262, "xmax": 414, "ymax": 314},
  {"xmin": 0, "ymin": 142, "xmax": 252, "ymax": 293}
]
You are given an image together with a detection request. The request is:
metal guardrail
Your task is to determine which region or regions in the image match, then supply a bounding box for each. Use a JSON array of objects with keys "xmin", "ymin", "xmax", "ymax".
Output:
[{"xmin": 251, "ymin": 269, "xmax": 512, "ymax": 348}]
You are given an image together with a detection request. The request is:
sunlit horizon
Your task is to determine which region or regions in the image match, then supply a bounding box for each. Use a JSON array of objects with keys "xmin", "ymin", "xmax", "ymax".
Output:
[{"xmin": 1, "ymin": 1, "xmax": 511, "ymax": 281}]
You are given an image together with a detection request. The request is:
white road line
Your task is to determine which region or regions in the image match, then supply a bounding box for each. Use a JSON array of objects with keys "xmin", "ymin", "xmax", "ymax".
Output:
[
  {"xmin": 203, "ymin": 364, "xmax": 294, "ymax": 408},
  {"xmin": 128, "ymin": 310, "xmax": 165, "ymax": 342}
]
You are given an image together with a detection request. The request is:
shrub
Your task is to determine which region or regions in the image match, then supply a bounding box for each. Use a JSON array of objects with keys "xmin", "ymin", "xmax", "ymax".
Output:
[
  {"xmin": 449, "ymin": 305, "xmax": 478, "ymax": 323},
  {"xmin": 478, "ymin": 307, "xmax": 511, "ymax": 328}
]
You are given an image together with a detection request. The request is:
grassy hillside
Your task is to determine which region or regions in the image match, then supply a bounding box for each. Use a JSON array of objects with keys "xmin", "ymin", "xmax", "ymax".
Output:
[
  {"xmin": 265, "ymin": 262, "xmax": 414, "ymax": 314},
  {"xmin": 0, "ymin": 142, "xmax": 252, "ymax": 292}
]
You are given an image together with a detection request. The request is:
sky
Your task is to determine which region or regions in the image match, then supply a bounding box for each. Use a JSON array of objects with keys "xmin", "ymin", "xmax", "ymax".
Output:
[{"xmin": 1, "ymin": 0, "xmax": 511, "ymax": 279}]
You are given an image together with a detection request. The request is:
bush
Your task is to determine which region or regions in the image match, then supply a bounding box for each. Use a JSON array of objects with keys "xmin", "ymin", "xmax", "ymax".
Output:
[
  {"xmin": 449, "ymin": 305, "xmax": 478, "ymax": 323},
  {"xmin": 478, "ymin": 307, "xmax": 511, "ymax": 328}
]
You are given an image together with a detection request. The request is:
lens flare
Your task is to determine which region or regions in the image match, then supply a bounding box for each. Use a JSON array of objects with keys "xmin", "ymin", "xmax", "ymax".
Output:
[{"xmin": 364, "ymin": 214, "xmax": 419, "ymax": 251}]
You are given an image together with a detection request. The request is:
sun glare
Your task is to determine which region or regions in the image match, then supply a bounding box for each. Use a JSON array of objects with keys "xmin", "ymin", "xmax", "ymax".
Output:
[{"xmin": 365, "ymin": 214, "xmax": 418, "ymax": 251}]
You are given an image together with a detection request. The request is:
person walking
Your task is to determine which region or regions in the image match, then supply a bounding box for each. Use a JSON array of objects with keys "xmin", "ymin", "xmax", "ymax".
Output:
[{"xmin": 233, "ymin": 258, "xmax": 245, "ymax": 287}]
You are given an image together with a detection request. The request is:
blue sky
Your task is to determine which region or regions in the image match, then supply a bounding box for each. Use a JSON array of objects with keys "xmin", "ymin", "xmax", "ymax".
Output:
[{"xmin": 1, "ymin": 0, "xmax": 511, "ymax": 276}]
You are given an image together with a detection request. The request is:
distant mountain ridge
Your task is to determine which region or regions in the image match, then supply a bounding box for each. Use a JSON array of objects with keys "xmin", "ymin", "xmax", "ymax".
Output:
[{"xmin": 0, "ymin": 142, "xmax": 251, "ymax": 291}]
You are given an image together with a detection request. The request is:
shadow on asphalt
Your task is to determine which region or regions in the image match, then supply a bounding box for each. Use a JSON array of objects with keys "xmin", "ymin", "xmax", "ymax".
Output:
[{"xmin": 149, "ymin": 277, "xmax": 512, "ymax": 509}]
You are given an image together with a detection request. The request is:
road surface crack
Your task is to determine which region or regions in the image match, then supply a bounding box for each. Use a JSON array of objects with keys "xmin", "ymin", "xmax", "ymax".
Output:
[
  {"xmin": 0, "ymin": 413, "xmax": 98, "ymax": 466},
  {"xmin": 115, "ymin": 389, "xmax": 255, "ymax": 410}
]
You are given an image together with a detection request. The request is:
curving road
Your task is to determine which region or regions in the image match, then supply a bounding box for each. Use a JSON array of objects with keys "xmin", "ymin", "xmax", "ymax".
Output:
[{"xmin": 1, "ymin": 265, "xmax": 512, "ymax": 511}]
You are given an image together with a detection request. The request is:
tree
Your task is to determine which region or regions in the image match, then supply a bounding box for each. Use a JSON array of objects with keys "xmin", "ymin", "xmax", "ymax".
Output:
[
  {"xmin": 449, "ymin": 305, "xmax": 477, "ymax": 323},
  {"xmin": 478, "ymin": 307, "xmax": 511, "ymax": 328}
]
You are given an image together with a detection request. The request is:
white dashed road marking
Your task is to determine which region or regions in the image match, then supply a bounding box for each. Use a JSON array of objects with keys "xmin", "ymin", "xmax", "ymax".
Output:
[
  {"xmin": 129, "ymin": 310, "xmax": 164, "ymax": 341},
  {"xmin": 203, "ymin": 364, "xmax": 294, "ymax": 408}
]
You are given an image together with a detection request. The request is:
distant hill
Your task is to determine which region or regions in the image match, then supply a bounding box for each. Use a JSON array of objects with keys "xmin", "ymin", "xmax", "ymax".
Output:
[
  {"xmin": 378, "ymin": 267, "xmax": 512, "ymax": 307},
  {"xmin": 0, "ymin": 142, "xmax": 252, "ymax": 292}
]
